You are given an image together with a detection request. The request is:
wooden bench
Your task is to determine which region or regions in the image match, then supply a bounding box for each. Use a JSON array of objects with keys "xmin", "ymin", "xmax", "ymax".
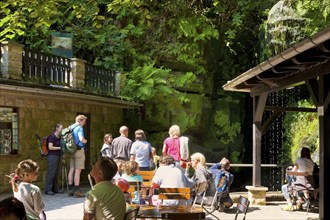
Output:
[
  {"xmin": 138, "ymin": 170, "xmax": 156, "ymax": 182},
  {"xmin": 158, "ymin": 187, "xmax": 191, "ymax": 200}
]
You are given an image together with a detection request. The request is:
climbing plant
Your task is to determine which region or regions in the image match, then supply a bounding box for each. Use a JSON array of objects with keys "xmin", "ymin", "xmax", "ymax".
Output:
[{"xmin": 282, "ymin": 99, "xmax": 318, "ymax": 164}]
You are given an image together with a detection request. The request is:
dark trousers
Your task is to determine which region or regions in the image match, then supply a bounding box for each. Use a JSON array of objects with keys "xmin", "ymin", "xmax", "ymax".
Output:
[{"xmin": 45, "ymin": 154, "xmax": 61, "ymax": 192}]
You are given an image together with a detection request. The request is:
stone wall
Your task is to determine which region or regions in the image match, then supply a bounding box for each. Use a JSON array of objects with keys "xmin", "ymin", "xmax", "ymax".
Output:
[{"xmin": 0, "ymin": 87, "xmax": 126, "ymax": 193}]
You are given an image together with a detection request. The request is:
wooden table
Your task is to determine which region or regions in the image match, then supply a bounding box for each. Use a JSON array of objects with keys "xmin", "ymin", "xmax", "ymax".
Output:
[{"xmin": 127, "ymin": 204, "xmax": 205, "ymax": 219}]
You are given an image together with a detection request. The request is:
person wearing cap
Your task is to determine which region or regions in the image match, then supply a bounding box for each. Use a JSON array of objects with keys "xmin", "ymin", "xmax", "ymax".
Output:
[{"xmin": 68, "ymin": 114, "xmax": 88, "ymax": 198}]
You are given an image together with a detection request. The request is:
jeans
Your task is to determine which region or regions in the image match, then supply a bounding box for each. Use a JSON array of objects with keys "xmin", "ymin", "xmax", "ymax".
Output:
[
  {"xmin": 282, "ymin": 184, "xmax": 290, "ymax": 200},
  {"xmin": 45, "ymin": 154, "xmax": 61, "ymax": 192}
]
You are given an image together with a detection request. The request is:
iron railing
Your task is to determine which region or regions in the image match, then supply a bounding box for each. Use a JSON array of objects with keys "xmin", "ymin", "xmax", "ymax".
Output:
[
  {"xmin": 85, "ymin": 64, "xmax": 116, "ymax": 95},
  {"xmin": 22, "ymin": 48, "xmax": 71, "ymax": 86}
]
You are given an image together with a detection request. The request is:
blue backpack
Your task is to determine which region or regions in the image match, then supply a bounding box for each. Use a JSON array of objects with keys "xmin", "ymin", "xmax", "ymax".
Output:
[{"xmin": 214, "ymin": 170, "xmax": 232, "ymax": 193}]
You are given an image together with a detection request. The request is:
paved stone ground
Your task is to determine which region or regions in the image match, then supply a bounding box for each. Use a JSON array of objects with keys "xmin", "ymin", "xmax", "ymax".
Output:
[{"xmin": 0, "ymin": 189, "xmax": 320, "ymax": 220}]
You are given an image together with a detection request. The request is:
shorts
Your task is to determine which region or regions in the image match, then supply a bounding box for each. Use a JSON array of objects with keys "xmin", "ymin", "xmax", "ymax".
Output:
[{"xmin": 70, "ymin": 149, "xmax": 85, "ymax": 170}]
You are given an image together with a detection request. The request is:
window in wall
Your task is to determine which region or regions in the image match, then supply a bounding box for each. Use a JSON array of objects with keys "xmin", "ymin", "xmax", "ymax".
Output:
[{"xmin": 0, "ymin": 107, "xmax": 18, "ymax": 154}]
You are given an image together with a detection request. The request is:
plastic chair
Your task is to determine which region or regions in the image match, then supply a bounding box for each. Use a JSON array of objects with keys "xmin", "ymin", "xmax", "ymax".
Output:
[
  {"xmin": 234, "ymin": 195, "xmax": 250, "ymax": 220},
  {"xmin": 201, "ymin": 176, "xmax": 227, "ymax": 220},
  {"xmin": 192, "ymin": 181, "xmax": 208, "ymax": 206},
  {"xmin": 124, "ymin": 206, "xmax": 140, "ymax": 220}
]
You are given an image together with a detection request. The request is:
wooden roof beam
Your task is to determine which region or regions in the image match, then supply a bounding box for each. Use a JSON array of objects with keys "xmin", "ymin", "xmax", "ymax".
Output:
[
  {"xmin": 264, "ymin": 106, "xmax": 317, "ymax": 112},
  {"xmin": 251, "ymin": 61, "xmax": 330, "ymax": 96}
]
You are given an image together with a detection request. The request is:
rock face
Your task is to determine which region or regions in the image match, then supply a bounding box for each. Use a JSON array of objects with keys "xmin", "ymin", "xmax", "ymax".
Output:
[{"xmin": 265, "ymin": 0, "xmax": 306, "ymax": 56}]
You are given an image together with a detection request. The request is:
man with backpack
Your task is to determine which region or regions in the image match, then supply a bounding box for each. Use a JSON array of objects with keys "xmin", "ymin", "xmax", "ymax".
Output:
[
  {"xmin": 67, "ymin": 115, "xmax": 88, "ymax": 198},
  {"xmin": 208, "ymin": 157, "xmax": 234, "ymax": 210}
]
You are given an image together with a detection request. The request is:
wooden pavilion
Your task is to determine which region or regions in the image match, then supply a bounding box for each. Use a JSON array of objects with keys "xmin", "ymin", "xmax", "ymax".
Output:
[{"xmin": 223, "ymin": 27, "xmax": 330, "ymax": 220}]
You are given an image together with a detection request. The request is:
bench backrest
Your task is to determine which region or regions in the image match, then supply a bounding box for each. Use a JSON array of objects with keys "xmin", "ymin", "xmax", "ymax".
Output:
[
  {"xmin": 137, "ymin": 170, "xmax": 156, "ymax": 182},
  {"xmin": 158, "ymin": 187, "xmax": 191, "ymax": 200}
]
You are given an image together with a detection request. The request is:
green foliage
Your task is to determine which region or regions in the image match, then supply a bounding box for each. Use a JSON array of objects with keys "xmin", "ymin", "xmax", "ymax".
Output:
[
  {"xmin": 0, "ymin": 0, "xmax": 64, "ymax": 49},
  {"xmin": 282, "ymin": 99, "xmax": 318, "ymax": 164},
  {"xmin": 121, "ymin": 63, "xmax": 172, "ymax": 102}
]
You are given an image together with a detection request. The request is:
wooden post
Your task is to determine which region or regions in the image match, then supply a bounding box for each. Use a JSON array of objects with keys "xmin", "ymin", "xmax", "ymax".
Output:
[
  {"xmin": 252, "ymin": 93, "xmax": 267, "ymax": 187},
  {"xmin": 318, "ymin": 74, "xmax": 330, "ymax": 220}
]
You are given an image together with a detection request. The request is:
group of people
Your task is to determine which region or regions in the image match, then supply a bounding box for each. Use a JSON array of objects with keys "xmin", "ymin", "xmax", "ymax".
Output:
[
  {"xmin": 0, "ymin": 117, "xmax": 236, "ymax": 220},
  {"xmin": 44, "ymin": 114, "xmax": 88, "ymax": 198}
]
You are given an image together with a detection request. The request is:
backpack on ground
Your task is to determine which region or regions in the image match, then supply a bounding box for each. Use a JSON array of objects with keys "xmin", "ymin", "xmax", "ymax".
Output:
[{"xmin": 61, "ymin": 125, "xmax": 78, "ymax": 154}]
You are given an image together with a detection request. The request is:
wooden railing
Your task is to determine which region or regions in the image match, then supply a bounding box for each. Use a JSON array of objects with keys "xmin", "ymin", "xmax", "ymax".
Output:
[
  {"xmin": 85, "ymin": 64, "xmax": 116, "ymax": 95},
  {"xmin": 22, "ymin": 48, "xmax": 71, "ymax": 86}
]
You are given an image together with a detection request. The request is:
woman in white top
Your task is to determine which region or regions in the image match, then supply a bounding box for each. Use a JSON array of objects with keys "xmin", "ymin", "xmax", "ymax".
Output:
[
  {"xmin": 130, "ymin": 129, "xmax": 153, "ymax": 171},
  {"xmin": 282, "ymin": 147, "xmax": 315, "ymax": 211}
]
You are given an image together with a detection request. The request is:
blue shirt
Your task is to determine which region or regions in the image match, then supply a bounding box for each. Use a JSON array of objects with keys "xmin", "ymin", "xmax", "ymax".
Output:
[{"xmin": 71, "ymin": 123, "xmax": 85, "ymax": 149}]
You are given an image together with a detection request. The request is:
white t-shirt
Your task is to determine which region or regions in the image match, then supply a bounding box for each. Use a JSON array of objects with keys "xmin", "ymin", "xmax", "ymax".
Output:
[
  {"xmin": 296, "ymin": 158, "xmax": 314, "ymax": 175},
  {"xmin": 152, "ymin": 164, "xmax": 193, "ymax": 206},
  {"xmin": 130, "ymin": 140, "xmax": 151, "ymax": 168}
]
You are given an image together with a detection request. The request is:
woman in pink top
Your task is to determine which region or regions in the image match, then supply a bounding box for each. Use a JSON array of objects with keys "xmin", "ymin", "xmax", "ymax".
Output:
[{"xmin": 163, "ymin": 125, "xmax": 189, "ymax": 171}]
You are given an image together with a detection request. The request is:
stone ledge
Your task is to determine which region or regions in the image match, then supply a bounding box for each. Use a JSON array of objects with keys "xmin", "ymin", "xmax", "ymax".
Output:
[
  {"xmin": 246, "ymin": 186, "xmax": 269, "ymax": 191},
  {"xmin": 245, "ymin": 185, "xmax": 269, "ymax": 205}
]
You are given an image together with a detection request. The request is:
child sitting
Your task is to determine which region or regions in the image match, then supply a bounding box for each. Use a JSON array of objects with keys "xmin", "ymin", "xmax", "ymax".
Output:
[
  {"xmin": 121, "ymin": 161, "xmax": 143, "ymax": 204},
  {"xmin": 9, "ymin": 159, "xmax": 45, "ymax": 220}
]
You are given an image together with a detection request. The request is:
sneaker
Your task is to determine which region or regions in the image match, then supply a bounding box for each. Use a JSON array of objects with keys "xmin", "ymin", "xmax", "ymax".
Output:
[
  {"xmin": 45, "ymin": 191, "xmax": 55, "ymax": 195},
  {"xmin": 54, "ymin": 190, "xmax": 64, "ymax": 194},
  {"xmin": 73, "ymin": 191, "xmax": 85, "ymax": 198},
  {"xmin": 282, "ymin": 205, "xmax": 293, "ymax": 211}
]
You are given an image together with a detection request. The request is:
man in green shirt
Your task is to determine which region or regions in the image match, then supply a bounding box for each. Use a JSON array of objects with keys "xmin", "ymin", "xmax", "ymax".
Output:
[{"xmin": 83, "ymin": 157, "xmax": 126, "ymax": 220}]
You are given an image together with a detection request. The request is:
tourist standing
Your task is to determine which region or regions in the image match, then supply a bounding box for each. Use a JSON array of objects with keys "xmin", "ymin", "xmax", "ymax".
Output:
[
  {"xmin": 112, "ymin": 126, "xmax": 132, "ymax": 161},
  {"xmin": 68, "ymin": 115, "xmax": 88, "ymax": 198},
  {"xmin": 162, "ymin": 125, "xmax": 189, "ymax": 171},
  {"xmin": 45, "ymin": 123, "xmax": 64, "ymax": 195},
  {"xmin": 100, "ymin": 133, "xmax": 113, "ymax": 158},
  {"xmin": 130, "ymin": 129, "xmax": 153, "ymax": 171}
]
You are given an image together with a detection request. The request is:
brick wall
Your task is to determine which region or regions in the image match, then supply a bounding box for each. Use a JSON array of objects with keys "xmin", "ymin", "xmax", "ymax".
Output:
[{"xmin": 0, "ymin": 89, "xmax": 125, "ymax": 193}]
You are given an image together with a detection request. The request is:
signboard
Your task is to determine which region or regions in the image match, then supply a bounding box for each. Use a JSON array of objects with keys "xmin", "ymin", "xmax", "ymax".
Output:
[{"xmin": 51, "ymin": 32, "xmax": 73, "ymax": 58}]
